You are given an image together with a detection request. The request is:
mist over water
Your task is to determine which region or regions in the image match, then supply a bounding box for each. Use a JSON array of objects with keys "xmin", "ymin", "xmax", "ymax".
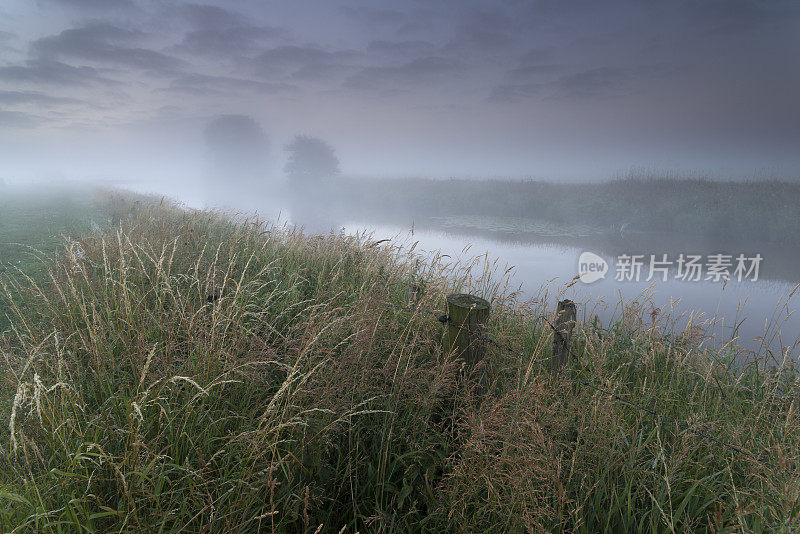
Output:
[{"xmin": 105, "ymin": 170, "xmax": 800, "ymax": 361}]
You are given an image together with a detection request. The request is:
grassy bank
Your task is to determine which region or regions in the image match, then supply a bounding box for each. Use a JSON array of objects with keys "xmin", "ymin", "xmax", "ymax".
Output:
[
  {"xmin": 315, "ymin": 175, "xmax": 800, "ymax": 245},
  {"xmin": 0, "ymin": 184, "xmax": 94, "ymax": 277},
  {"xmin": 1, "ymin": 189, "xmax": 799, "ymax": 532},
  {"xmin": 0, "ymin": 185, "xmax": 136, "ymax": 331}
]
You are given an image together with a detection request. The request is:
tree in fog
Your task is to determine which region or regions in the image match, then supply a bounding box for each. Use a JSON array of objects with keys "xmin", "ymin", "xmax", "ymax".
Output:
[
  {"xmin": 284, "ymin": 135, "xmax": 339, "ymax": 182},
  {"xmin": 203, "ymin": 115, "xmax": 269, "ymax": 185}
]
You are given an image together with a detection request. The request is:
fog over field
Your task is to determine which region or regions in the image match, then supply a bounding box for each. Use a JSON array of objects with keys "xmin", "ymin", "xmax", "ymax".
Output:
[
  {"xmin": 2, "ymin": 1, "xmax": 799, "ymax": 347},
  {"xmin": 0, "ymin": 0, "xmax": 798, "ymax": 186},
  {"xmin": 4, "ymin": 3, "xmax": 800, "ymax": 531}
]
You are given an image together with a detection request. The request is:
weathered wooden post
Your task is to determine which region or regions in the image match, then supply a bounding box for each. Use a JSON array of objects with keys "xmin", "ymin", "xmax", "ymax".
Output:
[
  {"xmin": 407, "ymin": 284, "xmax": 420, "ymax": 308},
  {"xmin": 551, "ymin": 299, "xmax": 577, "ymax": 372},
  {"xmin": 444, "ymin": 293, "xmax": 491, "ymax": 388}
]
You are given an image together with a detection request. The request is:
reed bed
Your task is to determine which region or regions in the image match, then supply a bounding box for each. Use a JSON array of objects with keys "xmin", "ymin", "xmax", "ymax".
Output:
[
  {"xmin": 328, "ymin": 174, "xmax": 800, "ymax": 245},
  {"xmin": 1, "ymin": 194, "xmax": 799, "ymax": 532}
]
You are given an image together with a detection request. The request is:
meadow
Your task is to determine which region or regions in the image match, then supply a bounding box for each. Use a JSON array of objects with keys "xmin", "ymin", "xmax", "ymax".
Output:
[
  {"xmin": 1, "ymin": 185, "xmax": 799, "ymax": 532},
  {"xmin": 0, "ymin": 184, "xmax": 95, "ymax": 274},
  {"xmin": 0, "ymin": 184, "xmax": 114, "ymax": 332}
]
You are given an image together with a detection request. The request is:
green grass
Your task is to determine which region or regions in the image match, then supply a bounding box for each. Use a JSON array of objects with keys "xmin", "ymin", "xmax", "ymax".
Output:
[
  {"xmin": 0, "ymin": 186, "xmax": 799, "ymax": 532},
  {"xmin": 0, "ymin": 185, "xmax": 93, "ymax": 274},
  {"xmin": 0, "ymin": 184, "xmax": 138, "ymax": 331}
]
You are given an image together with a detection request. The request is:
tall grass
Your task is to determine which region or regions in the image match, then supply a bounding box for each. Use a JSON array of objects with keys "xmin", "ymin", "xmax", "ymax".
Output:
[
  {"xmin": 1, "ymin": 194, "xmax": 799, "ymax": 532},
  {"xmin": 0, "ymin": 184, "xmax": 136, "ymax": 331}
]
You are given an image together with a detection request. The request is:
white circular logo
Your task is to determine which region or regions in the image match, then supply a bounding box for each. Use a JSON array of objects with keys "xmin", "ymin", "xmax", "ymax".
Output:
[{"xmin": 578, "ymin": 251, "xmax": 608, "ymax": 284}]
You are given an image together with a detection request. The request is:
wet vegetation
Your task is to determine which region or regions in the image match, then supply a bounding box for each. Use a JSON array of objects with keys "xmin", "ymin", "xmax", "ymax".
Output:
[
  {"xmin": 1, "ymin": 187, "xmax": 799, "ymax": 531},
  {"xmin": 0, "ymin": 184, "xmax": 122, "ymax": 331}
]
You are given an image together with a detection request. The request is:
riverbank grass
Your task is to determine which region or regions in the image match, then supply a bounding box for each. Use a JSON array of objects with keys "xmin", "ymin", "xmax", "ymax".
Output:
[{"xmin": 1, "ymin": 189, "xmax": 798, "ymax": 531}]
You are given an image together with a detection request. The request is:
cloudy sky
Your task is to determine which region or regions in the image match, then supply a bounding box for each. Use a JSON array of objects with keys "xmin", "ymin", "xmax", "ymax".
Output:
[{"xmin": 1, "ymin": 0, "xmax": 798, "ymax": 181}]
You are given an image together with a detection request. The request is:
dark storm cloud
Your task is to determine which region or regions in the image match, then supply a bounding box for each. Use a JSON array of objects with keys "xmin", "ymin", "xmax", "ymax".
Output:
[
  {"xmin": 0, "ymin": 89, "xmax": 84, "ymax": 106},
  {"xmin": 344, "ymin": 56, "xmax": 463, "ymax": 94},
  {"xmin": 160, "ymin": 73, "xmax": 296, "ymax": 97},
  {"xmin": 0, "ymin": 59, "xmax": 115, "ymax": 85},
  {"xmin": 32, "ymin": 23, "xmax": 183, "ymax": 74}
]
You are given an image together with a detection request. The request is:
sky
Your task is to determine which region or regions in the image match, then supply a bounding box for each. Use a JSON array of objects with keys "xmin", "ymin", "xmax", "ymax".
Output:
[{"xmin": 0, "ymin": 0, "xmax": 799, "ymax": 182}]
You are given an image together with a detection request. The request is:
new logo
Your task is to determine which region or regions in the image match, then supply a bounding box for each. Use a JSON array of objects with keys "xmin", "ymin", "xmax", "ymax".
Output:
[{"xmin": 578, "ymin": 251, "xmax": 608, "ymax": 284}]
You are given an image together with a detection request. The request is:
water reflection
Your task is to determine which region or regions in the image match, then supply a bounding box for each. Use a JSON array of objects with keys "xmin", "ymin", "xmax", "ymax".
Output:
[{"xmin": 336, "ymin": 220, "xmax": 799, "ymax": 360}]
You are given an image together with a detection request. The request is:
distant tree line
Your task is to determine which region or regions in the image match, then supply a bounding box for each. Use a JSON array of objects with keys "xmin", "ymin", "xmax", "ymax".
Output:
[{"xmin": 318, "ymin": 176, "xmax": 800, "ymax": 245}]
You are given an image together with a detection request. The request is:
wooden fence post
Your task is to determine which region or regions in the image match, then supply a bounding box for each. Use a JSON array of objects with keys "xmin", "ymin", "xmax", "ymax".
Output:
[
  {"xmin": 551, "ymin": 299, "xmax": 577, "ymax": 373},
  {"xmin": 407, "ymin": 284, "xmax": 420, "ymax": 308},
  {"xmin": 444, "ymin": 293, "xmax": 491, "ymax": 388}
]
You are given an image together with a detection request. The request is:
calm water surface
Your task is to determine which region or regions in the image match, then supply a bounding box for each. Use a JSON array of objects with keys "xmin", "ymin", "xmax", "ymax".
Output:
[{"xmin": 340, "ymin": 221, "xmax": 799, "ymax": 359}]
